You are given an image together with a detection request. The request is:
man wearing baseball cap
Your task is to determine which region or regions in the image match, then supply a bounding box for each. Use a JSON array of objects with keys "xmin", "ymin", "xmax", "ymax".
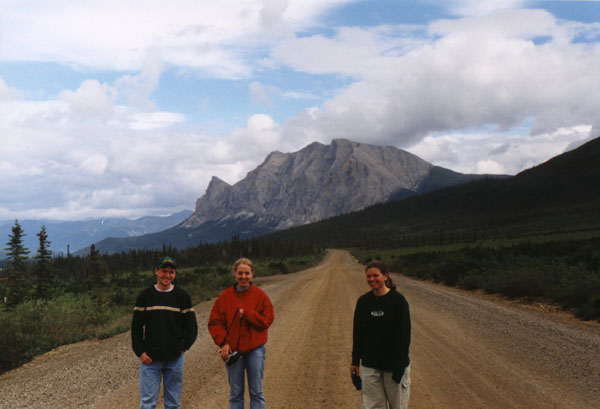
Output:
[{"xmin": 131, "ymin": 256, "xmax": 198, "ymax": 409}]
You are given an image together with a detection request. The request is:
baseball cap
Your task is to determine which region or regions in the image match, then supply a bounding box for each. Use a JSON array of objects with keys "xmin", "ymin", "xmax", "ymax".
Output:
[{"xmin": 156, "ymin": 256, "xmax": 177, "ymax": 269}]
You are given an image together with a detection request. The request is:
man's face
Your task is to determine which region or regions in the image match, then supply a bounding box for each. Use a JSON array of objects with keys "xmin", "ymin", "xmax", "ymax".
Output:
[{"xmin": 155, "ymin": 266, "xmax": 176, "ymax": 290}]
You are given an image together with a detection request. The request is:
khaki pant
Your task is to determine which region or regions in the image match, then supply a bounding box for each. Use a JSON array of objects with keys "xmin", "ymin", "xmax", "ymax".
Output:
[{"xmin": 361, "ymin": 365, "xmax": 410, "ymax": 409}]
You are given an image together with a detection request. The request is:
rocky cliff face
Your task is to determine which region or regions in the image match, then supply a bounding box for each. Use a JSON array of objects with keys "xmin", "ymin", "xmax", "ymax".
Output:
[{"xmin": 181, "ymin": 139, "xmax": 433, "ymax": 230}]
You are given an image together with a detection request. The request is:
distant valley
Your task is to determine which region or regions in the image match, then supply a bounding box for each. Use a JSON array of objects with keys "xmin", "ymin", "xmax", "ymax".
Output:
[{"xmin": 0, "ymin": 210, "xmax": 192, "ymax": 259}]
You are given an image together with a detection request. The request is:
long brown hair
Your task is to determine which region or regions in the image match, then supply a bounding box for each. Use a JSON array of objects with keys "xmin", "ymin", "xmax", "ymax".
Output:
[{"xmin": 365, "ymin": 261, "xmax": 396, "ymax": 290}]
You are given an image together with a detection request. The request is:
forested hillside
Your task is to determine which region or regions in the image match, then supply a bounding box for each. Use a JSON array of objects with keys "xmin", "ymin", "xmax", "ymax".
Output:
[
  {"xmin": 268, "ymin": 137, "xmax": 600, "ymax": 321},
  {"xmin": 268, "ymin": 136, "xmax": 600, "ymax": 248}
]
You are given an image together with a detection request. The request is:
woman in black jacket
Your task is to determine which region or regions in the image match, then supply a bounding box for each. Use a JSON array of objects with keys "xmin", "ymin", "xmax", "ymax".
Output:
[{"xmin": 350, "ymin": 261, "xmax": 411, "ymax": 409}]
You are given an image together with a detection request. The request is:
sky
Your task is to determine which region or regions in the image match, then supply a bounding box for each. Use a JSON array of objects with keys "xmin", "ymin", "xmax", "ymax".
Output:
[{"xmin": 1, "ymin": 0, "xmax": 600, "ymax": 221}]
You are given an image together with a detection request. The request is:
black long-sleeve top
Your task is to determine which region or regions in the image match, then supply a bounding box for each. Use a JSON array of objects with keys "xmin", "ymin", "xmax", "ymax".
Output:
[
  {"xmin": 131, "ymin": 285, "xmax": 198, "ymax": 362},
  {"xmin": 352, "ymin": 289, "xmax": 411, "ymax": 378}
]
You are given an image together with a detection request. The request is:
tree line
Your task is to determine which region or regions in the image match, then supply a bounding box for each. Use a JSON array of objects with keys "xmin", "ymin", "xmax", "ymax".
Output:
[{"xmin": 1, "ymin": 219, "xmax": 320, "ymax": 307}]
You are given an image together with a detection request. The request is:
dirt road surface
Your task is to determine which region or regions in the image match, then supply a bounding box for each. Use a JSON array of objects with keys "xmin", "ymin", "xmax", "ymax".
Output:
[{"xmin": 1, "ymin": 250, "xmax": 599, "ymax": 408}]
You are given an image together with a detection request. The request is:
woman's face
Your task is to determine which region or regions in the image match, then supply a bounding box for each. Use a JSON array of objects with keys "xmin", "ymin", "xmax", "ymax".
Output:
[
  {"xmin": 366, "ymin": 267, "xmax": 387, "ymax": 292},
  {"xmin": 235, "ymin": 263, "xmax": 254, "ymax": 289}
]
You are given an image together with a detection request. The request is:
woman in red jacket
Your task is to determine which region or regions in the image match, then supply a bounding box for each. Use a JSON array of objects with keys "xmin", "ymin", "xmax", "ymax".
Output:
[{"xmin": 208, "ymin": 257, "xmax": 275, "ymax": 409}]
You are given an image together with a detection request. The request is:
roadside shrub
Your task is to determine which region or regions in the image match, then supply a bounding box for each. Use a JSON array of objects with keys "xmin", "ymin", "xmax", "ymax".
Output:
[
  {"xmin": 98, "ymin": 322, "xmax": 130, "ymax": 340},
  {"xmin": 457, "ymin": 269, "xmax": 485, "ymax": 291},
  {"xmin": 109, "ymin": 286, "xmax": 137, "ymax": 306},
  {"xmin": 0, "ymin": 293, "xmax": 133, "ymax": 373},
  {"xmin": 267, "ymin": 260, "xmax": 290, "ymax": 275},
  {"xmin": 172, "ymin": 268, "xmax": 200, "ymax": 286},
  {"xmin": 358, "ymin": 237, "xmax": 600, "ymax": 322},
  {"xmin": 576, "ymin": 294, "xmax": 600, "ymax": 321},
  {"xmin": 437, "ymin": 260, "xmax": 464, "ymax": 286},
  {"xmin": 194, "ymin": 266, "xmax": 213, "ymax": 275}
]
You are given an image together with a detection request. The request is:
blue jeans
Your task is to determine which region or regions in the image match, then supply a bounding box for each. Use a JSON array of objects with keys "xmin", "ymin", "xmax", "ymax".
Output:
[
  {"xmin": 226, "ymin": 345, "xmax": 266, "ymax": 409},
  {"xmin": 139, "ymin": 353, "xmax": 184, "ymax": 409}
]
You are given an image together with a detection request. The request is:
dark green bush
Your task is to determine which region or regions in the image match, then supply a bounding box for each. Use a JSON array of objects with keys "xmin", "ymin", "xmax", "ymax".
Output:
[
  {"xmin": 370, "ymin": 237, "xmax": 600, "ymax": 322},
  {"xmin": 267, "ymin": 260, "xmax": 290, "ymax": 275},
  {"xmin": 576, "ymin": 294, "xmax": 600, "ymax": 321}
]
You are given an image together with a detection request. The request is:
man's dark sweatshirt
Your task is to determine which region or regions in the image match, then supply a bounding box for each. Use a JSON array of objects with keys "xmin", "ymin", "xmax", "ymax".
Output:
[
  {"xmin": 351, "ymin": 289, "xmax": 411, "ymax": 381},
  {"xmin": 131, "ymin": 285, "xmax": 198, "ymax": 362}
]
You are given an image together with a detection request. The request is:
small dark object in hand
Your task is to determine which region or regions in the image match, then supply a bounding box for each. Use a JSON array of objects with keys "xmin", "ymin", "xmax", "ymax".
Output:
[
  {"xmin": 225, "ymin": 351, "xmax": 241, "ymax": 366},
  {"xmin": 351, "ymin": 372, "xmax": 362, "ymax": 390}
]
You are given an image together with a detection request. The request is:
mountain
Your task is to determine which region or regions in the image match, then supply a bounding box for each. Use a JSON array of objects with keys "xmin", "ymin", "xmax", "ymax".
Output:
[
  {"xmin": 265, "ymin": 136, "xmax": 600, "ymax": 246},
  {"xmin": 92, "ymin": 139, "xmax": 504, "ymax": 253},
  {"xmin": 0, "ymin": 210, "xmax": 193, "ymax": 258}
]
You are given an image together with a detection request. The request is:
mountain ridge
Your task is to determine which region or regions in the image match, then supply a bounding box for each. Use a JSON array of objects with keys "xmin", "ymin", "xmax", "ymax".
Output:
[
  {"xmin": 0, "ymin": 210, "xmax": 193, "ymax": 258},
  {"xmin": 264, "ymin": 136, "xmax": 600, "ymax": 247},
  {"xmin": 92, "ymin": 139, "xmax": 505, "ymax": 253}
]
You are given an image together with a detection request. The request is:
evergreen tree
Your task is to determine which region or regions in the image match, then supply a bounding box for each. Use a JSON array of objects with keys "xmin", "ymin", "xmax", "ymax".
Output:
[
  {"xmin": 4, "ymin": 220, "xmax": 32, "ymax": 305},
  {"xmin": 33, "ymin": 225, "xmax": 54, "ymax": 299},
  {"xmin": 88, "ymin": 244, "xmax": 109, "ymax": 308},
  {"xmin": 88, "ymin": 244, "xmax": 108, "ymax": 286}
]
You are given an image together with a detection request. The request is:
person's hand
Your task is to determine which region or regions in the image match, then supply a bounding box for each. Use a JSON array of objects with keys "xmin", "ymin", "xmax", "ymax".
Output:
[
  {"xmin": 239, "ymin": 309, "xmax": 244, "ymax": 319},
  {"xmin": 140, "ymin": 352, "xmax": 152, "ymax": 365},
  {"xmin": 350, "ymin": 365, "xmax": 362, "ymax": 390},
  {"xmin": 219, "ymin": 344, "xmax": 232, "ymax": 360},
  {"xmin": 392, "ymin": 366, "xmax": 406, "ymax": 384}
]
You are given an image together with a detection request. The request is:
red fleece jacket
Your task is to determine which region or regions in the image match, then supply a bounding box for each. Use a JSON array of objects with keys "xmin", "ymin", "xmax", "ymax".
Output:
[{"xmin": 208, "ymin": 284, "xmax": 274, "ymax": 353}]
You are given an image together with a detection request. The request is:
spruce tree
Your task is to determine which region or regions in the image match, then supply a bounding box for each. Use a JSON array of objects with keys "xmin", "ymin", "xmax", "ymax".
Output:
[
  {"xmin": 4, "ymin": 220, "xmax": 32, "ymax": 305},
  {"xmin": 87, "ymin": 244, "xmax": 109, "ymax": 308},
  {"xmin": 88, "ymin": 244, "xmax": 108, "ymax": 286},
  {"xmin": 33, "ymin": 225, "xmax": 54, "ymax": 299}
]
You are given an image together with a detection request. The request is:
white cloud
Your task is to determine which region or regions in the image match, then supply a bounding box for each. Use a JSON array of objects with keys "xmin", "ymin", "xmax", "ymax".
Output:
[
  {"xmin": 1, "ymin": 4, "xmax": 599, "ymax": 222},
  {"xmin": 272, "ymin": 9, "xmax": 600, "ymax": 152},
  {"xmin": 0, "ymin": 75, "xmax": 209, "ymax": 220},
  {"xmin": 0, "ymin": 77, "xmax": 21, "ymax": 100},
  {"xmin": 115, "ymin": 54, "xmax": 163, "ymax": 111},
  {"xmin": 231, "ymin": 114, "xmax": 282, "ymax": 158},
  {"xmin": 80, "ymin": 154, "xmax": 109, "ymax": 175},
  {"xmin": 0, "ymin": 0, "xmax": 355, "ymax": 78},
  {"xmin": 475, "ymin": 159, "xmax": 506, "ymax": 174},
  {"xmin": 260, "ymin": 0, "xmax": 291, "ymax": 29},
  {"xmin": 60, "ymin": 79, "xmax": 115, "ymax": 118},
  {"xmin": 271, "ymin": 25, "xmax": 417, "ymax": 80},
  {"xmin": 407, "ymin": 125, "xmax": 592, "ymax": 175},
  {"xmin": 249, "ymin": 80, "xmax": 321, "ymax": 105},
  {"xmin": 443, "ymin": 0, "xmax": 530, "ymax": 16},
  {"xmin": 127, "ymin": 112, "xmax": 186, "ymax": 130}
]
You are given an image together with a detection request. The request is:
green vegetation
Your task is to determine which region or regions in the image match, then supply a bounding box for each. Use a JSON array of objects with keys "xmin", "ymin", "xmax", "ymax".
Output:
[
  {"xmin": 351, "ymin": 234, "xmax": 600, "ymax": 321},
  {"xmin": 0, "ymin": 221, "xmax": 323, "ymax": 374}
]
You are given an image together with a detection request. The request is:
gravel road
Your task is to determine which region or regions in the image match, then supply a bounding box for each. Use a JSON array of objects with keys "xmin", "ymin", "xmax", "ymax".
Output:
[{"xmin": 1, "ymin": 249, "xmax": 599, "ymax": 408}]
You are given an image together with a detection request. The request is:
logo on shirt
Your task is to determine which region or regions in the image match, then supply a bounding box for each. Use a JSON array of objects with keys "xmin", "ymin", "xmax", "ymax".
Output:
[{"xmin": 371, "ymin": 310, "xmax": 384, "ymax": 317}]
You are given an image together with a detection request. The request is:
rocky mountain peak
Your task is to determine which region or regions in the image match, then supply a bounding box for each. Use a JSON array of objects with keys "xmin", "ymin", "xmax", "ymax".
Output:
[
  {"xmin": 181, "ymin": 139, "xmax": 433, "ymax": 230},
  {"xmin": 204, "ymin": 176, "xmax": 231, "ymax": 199}
]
